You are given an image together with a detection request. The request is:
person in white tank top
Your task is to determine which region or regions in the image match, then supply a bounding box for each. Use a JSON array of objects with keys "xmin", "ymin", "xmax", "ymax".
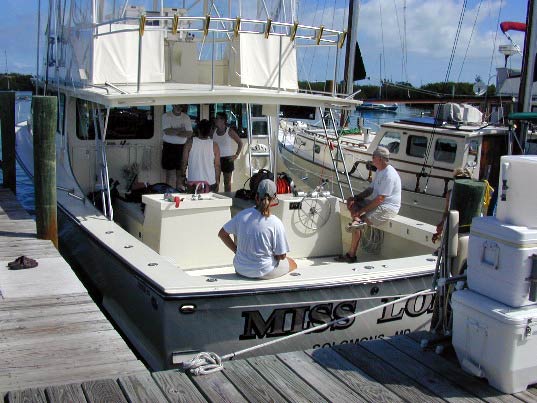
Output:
[
  {"xmin": 181, "ymin": 120, "xmax": 221, "ymax": 192},
  {"xmin": 213, "ymin": 112, "xmax": 243, "ymax": 192}
]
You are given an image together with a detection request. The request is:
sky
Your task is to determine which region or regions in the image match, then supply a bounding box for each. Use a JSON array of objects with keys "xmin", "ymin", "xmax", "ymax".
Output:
[{"xmin": 0, "ymin": 0, "xmax": 529, "ymax": 87}]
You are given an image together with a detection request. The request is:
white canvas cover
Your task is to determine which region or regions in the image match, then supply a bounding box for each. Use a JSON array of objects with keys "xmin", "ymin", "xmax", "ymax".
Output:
[
  {"xmin": 92, "ymin": 24, "xmax": 165, "ymax": 84},
  {"xmin": 234, "ymin": 33, "xmax": 298, "ymax": 90}
]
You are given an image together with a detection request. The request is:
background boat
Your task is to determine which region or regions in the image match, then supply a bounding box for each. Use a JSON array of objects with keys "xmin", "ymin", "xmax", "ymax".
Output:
[{"xmin": 357, "ymin": 102, "xmax": 398, "ymax": 112}]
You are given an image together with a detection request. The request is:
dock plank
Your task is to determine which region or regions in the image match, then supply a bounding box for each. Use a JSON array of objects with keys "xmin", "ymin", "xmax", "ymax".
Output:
[
  {"xmin": 119, "ymin": 373, "xmax": 168, "ymax": 403},
  {"xmin": 6, "ymin": 387, "xmax": 47, "ymax": 403},
  {"xmin": 222, "ymin": 360, "xmax": 286, "ymax": 403},
  {"xmin": 278, "ymin": 351, "xmax": 367, "ymax": 402},
  {"xmin": 152, "ymin": 370, "xmax": 207, "ymax": 403},
  {"xmin": 82, "ymin": 379, "xmax": 128, "ymax": 403},
  {"xmin": 248, "ymin": 355, "xmax": 326, "ymax": 403},
  {"xmin": 361, "ymin": 338, "xmax": 483, "ymax": 402},
  {"xmin": 334, "ymin": 343, "xmax": 445, "ymax": 403},
  {"xmin": 387, "ymin": 335, "xmax": 521, "ymax": 403},
  {"xmin": 45, "ymin": 383, "xmax": 87, "ymax": 403},
  {"xmin": 189, "ymin": 371, "xmax": 248, "ymax": 403},
  {"xmin": 306, "ymin": 347, "xmax": 404, "ymax": 403}
]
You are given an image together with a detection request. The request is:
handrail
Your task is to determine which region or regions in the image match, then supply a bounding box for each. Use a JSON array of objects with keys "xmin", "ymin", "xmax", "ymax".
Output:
[{"xmin": 92, "ymin": 15, "xmax": 345, "ymax": 46}]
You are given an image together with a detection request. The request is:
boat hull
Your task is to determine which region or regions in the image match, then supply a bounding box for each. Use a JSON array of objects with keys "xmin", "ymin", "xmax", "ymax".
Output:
[{"xmin": 57, "ymin": 206, "xmax": 433, "ymax": 370}]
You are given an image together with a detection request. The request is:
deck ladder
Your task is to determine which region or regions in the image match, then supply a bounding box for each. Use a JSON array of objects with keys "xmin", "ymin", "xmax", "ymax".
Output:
[
  {"xmin": 319, "ymin": 107, "xmax": 354, "ymax": 199},
  {"xmin": 246, "ymin": 104, "xmax": 273, "ymax": 176}
]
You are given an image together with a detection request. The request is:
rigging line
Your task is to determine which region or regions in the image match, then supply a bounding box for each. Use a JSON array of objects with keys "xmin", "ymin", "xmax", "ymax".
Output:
[
  {"xmin": 392, "ymin": 0, "xmax": 405, "ymax": 80},
  {"xmin": 403, "ymin": 0, "xmax": 408, "ymax": 82},
  {"xmin": 485, "ymin": 0, "xmax": 504, "ymax": 107},
  {"xmin": 323, "ymin": 0, "xmax": 338, "ymax": 93},
  {"xmin": 379, "ymin": 0, "xmax": 386, "ymax": 81},
  {"xmin": 456, "ymin": 0, "xmax": 483, "ymax": 82},
  {"xmin": 445, "ymin": 0, "xmax": 468, "ymax": 82},
  {"xmin": 305, "ymin": 0, "xmax": 321, "ymax": 84}
]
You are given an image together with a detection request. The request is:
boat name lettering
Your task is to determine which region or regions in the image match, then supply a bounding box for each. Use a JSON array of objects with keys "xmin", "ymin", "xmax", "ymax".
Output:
[
  {"xmin": 239, "ymin": 295, "xmax": 432, "ymax": 340},
  {"xmin": 239, "ymin": 301, "xmax": 357, "ymax": 340},
  {"xmin": 311, "ymin": 328, "xmax": 411, "ymax": 349},
  {"xmin": 376, "ymin": 294, "xmax": 434, "ymax": 324}
]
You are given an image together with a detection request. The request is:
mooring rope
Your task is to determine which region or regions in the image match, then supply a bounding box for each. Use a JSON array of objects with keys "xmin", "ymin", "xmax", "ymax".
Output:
[{"xmin": 181, "ymin": 287, "xmax": 435, "ymax": 375}]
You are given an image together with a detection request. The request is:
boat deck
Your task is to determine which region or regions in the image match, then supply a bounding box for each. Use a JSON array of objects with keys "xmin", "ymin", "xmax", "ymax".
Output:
[
  {"xmin": 0, "ymin": 188, "xmax": 148, "ymax": 396},
  {"xmin": 3, "ymin": 331, "xmax": 536, "ymax": 402}
]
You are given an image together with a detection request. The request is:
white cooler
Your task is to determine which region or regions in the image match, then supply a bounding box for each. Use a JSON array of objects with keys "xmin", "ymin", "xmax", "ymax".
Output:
[
  {"xmin": 452, "ymin": 289, "xmax": 537, "ymax": 393},
  {"xmin": 467, "ymin": 216, "xmax": 537, "ymax": 307},
  {"xmin": 496, "ymin": 155, "xmax": 537, "ymax": 228}
]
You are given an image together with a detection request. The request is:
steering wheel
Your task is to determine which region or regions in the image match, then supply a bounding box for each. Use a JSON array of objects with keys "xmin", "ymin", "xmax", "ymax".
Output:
[{"xmin": 295, "ymin": 197, "xmax": 331, "ymax": 232}]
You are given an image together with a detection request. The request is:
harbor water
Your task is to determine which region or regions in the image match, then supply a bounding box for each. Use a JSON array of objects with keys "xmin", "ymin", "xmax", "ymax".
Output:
[{"xmin": 0, "ymin": 92, "xmax": 34, "ymax": 214}]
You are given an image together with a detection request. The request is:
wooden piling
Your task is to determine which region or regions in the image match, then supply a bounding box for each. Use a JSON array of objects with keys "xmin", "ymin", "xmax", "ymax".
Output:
[
  {"xmin": 0, "ymin": 91, "xmax": 16, "ymax": 193},
  {"xmin": 32, "ymin": 96, "xmax": 58, "ymax": 247}
]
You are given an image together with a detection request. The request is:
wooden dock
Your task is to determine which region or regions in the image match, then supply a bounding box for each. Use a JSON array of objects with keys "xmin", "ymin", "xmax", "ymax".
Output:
[
  {"xmin": 0, "ymin": 188, "xmax": 148, "ymax": 398},
  {"xmin": 4, "ymin": 332, "xmax": 537, "ymax": 402}
]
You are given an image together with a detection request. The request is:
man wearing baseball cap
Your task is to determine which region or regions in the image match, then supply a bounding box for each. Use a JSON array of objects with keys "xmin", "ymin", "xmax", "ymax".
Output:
[
  {"xmin": 218, "ymin": 179, "xmax": 297, "ymax": 278},
  {"xmin": 335, "ymin": 146, "xmax": 401, "ymax": 263}
]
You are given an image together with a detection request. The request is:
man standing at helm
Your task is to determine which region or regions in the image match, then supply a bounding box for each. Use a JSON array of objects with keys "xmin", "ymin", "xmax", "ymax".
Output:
[{"xmin": 162, "ymin": 104, "xmax": 193, "ymax": 190}]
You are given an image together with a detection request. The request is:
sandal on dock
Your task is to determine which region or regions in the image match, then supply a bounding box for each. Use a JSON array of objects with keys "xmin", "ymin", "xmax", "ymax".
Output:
[{"xmin": 7, "ymin": 255, "xmax": 38, "ymax": 270}]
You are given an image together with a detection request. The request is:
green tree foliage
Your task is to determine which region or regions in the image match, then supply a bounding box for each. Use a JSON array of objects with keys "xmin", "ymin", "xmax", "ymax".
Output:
[
  {"xmin": 0, "ymin": 73, "xmax": 33, "ymax": 91},
  {"xmin": 298, "ymin": 80, "xmax": 496, "ymax": 100}
]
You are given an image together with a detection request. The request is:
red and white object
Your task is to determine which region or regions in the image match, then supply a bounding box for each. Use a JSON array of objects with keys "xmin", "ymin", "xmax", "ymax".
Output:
[
  {"xmin": 467, "ymin": 216, "xmax": 537, "ymax": 307},
  {"xmin": 452, "ymin": 289, "xmax": 537, "ymax": 393}
]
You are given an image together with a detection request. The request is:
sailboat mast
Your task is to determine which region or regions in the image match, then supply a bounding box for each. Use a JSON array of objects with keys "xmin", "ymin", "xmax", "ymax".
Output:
[
  {"xmin": 343, "ymin": 0, "xmax": 360, "ymax": 95},
  {"xmin": 517, "ymin": 0, "xmax": 537, "ymax": 150}
]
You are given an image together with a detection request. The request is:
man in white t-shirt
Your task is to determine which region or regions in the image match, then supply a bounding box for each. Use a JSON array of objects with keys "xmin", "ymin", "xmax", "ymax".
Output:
[
  {"xmin": 161, "ymin": 104, "xmax": 193, "ymax": 189},
  {"xmin": 335, "ymin": 146, "xmax": 402, "ymax": 263}
]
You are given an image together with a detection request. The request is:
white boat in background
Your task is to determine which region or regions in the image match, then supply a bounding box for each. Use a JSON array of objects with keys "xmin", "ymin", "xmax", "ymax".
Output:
[
  {"xmin": 280, "ymin": 103, "xmax": 510, "ymax": 225},
  {"xmin": 16, "ymin": 0, "xmax": 440, "ymax": 370}
]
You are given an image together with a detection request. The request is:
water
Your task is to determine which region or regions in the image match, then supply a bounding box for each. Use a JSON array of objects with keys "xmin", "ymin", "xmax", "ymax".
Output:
[
  {"xmin": 351, "ymin": 103, "xmax": 431, "ymax": 132},
  {"xmin": 0, "ymin": 92, "xmax": 35, "ymax": 215}
]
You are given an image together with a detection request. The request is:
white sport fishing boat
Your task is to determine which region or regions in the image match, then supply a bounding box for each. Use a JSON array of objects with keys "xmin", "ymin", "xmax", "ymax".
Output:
[
  {"xmin": 280, "ymin": 102, "xmax": 510, "ymax": 225},
  {"xmin": 16, "ymin": 0, "xmax": 439, "ymax": 370}
]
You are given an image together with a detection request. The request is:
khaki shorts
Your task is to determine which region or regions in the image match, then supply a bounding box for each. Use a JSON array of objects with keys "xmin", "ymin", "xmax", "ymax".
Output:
[{"xmin": 365, "ymin": 205, "xmax": 398, "ymax": 227}]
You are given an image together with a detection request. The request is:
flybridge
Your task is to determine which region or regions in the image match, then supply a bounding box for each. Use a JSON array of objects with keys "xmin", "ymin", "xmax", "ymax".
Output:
[{"xmin": 38, "ymin": 0, "xmax": 348, "ymax": 93}]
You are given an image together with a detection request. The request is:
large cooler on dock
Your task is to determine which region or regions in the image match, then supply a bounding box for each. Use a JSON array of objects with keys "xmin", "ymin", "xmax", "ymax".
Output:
[
  {"xmin": 467, "ymin": 216, "xmax": 537, "ymax": 307},
  {"xmin": 452, "ymin": 289, "xmax": 537, "ymax": 393},
  {"xmin": 496, "ymin": 155, "xmax": 537, "ymax": 228}
]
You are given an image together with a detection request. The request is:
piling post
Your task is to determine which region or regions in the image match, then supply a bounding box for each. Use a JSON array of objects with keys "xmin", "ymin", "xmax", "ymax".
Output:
[
  {"xmin": 0, "ymin": 91, "xmax": 16, "ymax": 193},
  {"xmin": 32, "ymin": 96, "xmax": 58, "ymax": 247}
]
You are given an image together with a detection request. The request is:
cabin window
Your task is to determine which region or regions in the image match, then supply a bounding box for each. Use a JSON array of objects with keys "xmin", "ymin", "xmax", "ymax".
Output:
[
  {"xmin": 378, "ymin": 131, "xmax": 401, "ymax": 154},
  {"xmin": 406, "ymin": 135, "xmax": 428, "ymax": 158},
  {"xmin": 434, "ymin": 138, "xmax": 457, "ymax": 163},
  {"xmin": 164, "ymin": 104, "xmax": 200, "ymax": 128},
  {"xmin": 76, "ymin": 100, "xmax": 154, "ymax": 140},
  {"xmin": 209, "ymin": 104, "xmax": 247, "ymax": 137}
]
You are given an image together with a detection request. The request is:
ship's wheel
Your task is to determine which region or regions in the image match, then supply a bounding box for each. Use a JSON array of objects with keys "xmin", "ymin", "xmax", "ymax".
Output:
[{"xmin": 295, "ymin": 197, "xmax": 331, "ymax": 232}]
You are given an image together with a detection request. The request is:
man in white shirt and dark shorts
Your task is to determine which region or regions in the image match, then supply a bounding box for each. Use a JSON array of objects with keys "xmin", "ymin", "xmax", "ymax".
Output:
[
  {"xmin": 161, "ymin": 104, "xmax": 193, "ymax": 190},
  {"xmin": 335, "ymin": 146, "xmax": 402, "ymax": 263}
]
